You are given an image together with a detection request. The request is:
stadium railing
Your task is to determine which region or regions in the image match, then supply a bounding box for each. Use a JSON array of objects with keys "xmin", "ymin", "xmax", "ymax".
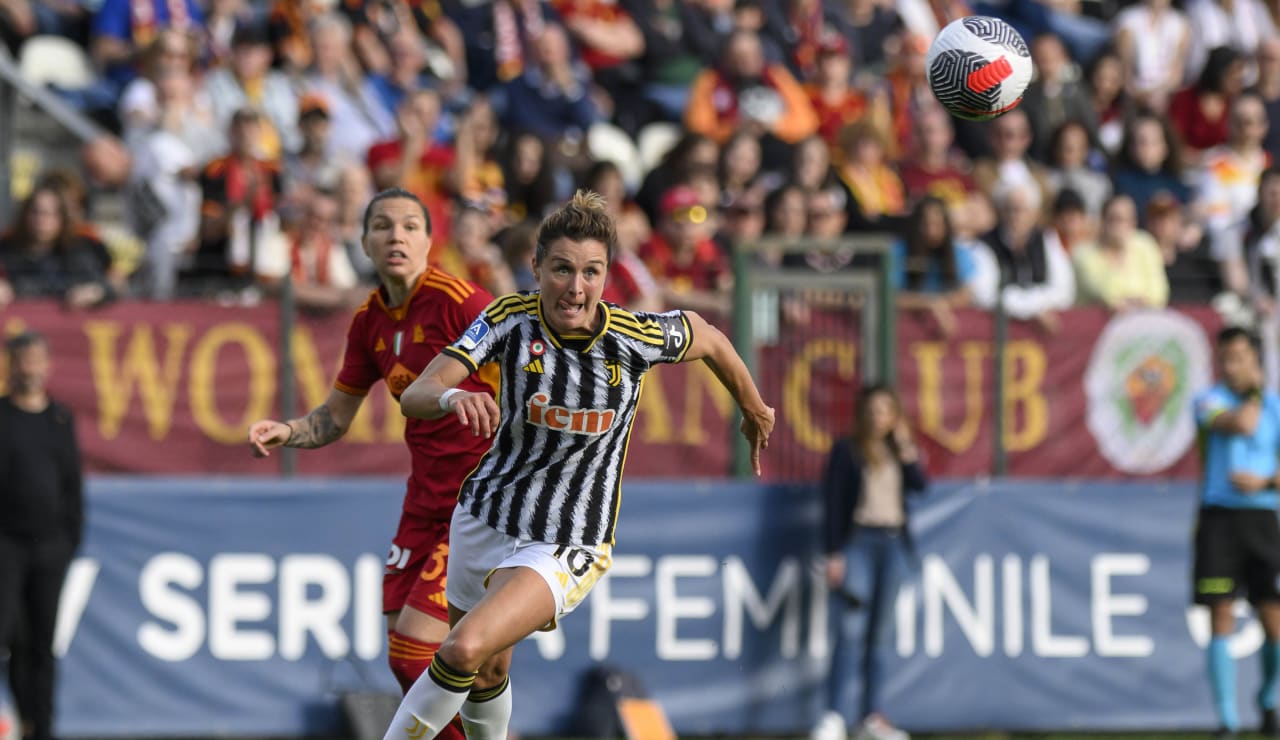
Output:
[
  {"xmin": 0, "ymin": 44, "xmax": 107, "ymax": 224},
  {"xmin": 730, "ymin": 234, "xmax": 897, "ymax": 479}
]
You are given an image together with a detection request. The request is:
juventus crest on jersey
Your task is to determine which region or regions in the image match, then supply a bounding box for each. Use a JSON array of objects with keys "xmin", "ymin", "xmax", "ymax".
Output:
[{"xmin": 443, "ymin": 293, "xmax": 694, "ymax": 546}]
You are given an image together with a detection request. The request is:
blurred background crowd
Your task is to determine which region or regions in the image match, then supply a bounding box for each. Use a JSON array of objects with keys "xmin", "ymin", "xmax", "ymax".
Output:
[{"xmin": 0, "ymin": 0, "xmax": 1276, "ymax": 333}]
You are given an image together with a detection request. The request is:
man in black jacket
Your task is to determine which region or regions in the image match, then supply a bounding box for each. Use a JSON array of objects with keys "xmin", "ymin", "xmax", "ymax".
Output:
[{"xmin": 0, "ymin": 331, "xmax": 83, "ymax": 740}]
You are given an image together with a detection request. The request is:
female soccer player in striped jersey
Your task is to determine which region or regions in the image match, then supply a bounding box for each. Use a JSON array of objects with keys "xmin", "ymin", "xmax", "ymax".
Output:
[{"xmin": 384, "ymin": 190, "xmax": 775, "ymax": 740}]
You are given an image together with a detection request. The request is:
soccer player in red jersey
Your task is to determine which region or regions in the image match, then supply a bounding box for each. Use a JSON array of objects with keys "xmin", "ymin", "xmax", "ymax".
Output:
[{"xmin": 248, "ymin": 188, "xmax": 496, "ymax": 740}]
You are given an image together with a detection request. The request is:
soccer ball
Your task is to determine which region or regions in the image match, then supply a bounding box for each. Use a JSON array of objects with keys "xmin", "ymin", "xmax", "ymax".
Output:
[{"xmin": 925, "ymin": 16, "xmax": 1033, "ymax": 121}]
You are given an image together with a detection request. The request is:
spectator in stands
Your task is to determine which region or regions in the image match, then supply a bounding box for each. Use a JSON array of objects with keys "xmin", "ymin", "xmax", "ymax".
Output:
[
  {"xmin": 499, "ymin": 220, "xmax": 539, "ymax": 291},
  {"xmin": 283, "ymin": 95, "xmax": 347, "ymax": 202},
  {"xmin": 971, "ymin": 108, "xmax": 1053, "ymax": 218},
  {"xmin": 367, "ymin": 0, "xmax": 467, "ymax": 94},
  {"xmin": 622, "ymin": 0, "xmax": 728, "ymax": 121},
  {"xmin": 1171, "ymin": 46, "xmax": 1248, "ymax": 158},
  {"xmin": 718, "ymin": 131, "xmax": 766, "ymax": 211},
  {"xmin": 126, "ymin": 67, "xmax": 217, "ymax": 299},
  {"xmin": 0, "ymin": 185, "xmax": 115, "ymax": 308},
  {"xmin": 719, "ymin": 185, "xmax": 768, "ymax": 256},
  {"xmin": 582, "ymin": 161, "xmax": 662, "ymax": 312},
  {"xmin": 733, "ymin": 0, "xmax": 787, "ymax": 65},
  {"xmin": 40, "ymin": 169, "xmax": 130, "ymax": 295},
  {"xmin": 1219, "ymin": 166, "xmax": 1280, "ymax": 317},
  {"xmin": 950, "ymin": 187, "xmax": 996, "ymax": 264},
  {"xmin": 584, "ymin": 160, "xmax": 651, "ymax": 258},
  {"xmin": 883, "ymin": 32, "xmax": 933, "ymax": 159},
  {"xmin": 118, "ymin": 28, "xmax": 209, "ymax": 141},
  {"xmin": 1110, "ymin": 112, "xmax": 1192, "ymax": 222},
  {"xmin": 433, "ymin": 202, "xmax": 517, "ymax": 298},
  {"xmin": 640, "ymin": 184, "xmax": 732, "ymax": 314},
  {"xmin": 204, "ymin": 23, "xmax": 300, "ymax": 161},
  {"xmin": 0, "ymin": 331, "xmax": 84, "ymax": 740},
  {"xmin": 807, "ymin": 183, "xmax": 850, "ymax": 239},
  {"xmin": 1086, "ymin": 48, "xmax": 1130, "ymax": 156},
  {"xmin": 835, "ymin": 120, "xmax": 906, "ymax": 232},
  {"xmin": 1201, "ymin": 93, "xmax": 1272, "ymax": 264},
  {"xmin": 497, "ymin": 22, "xmax": 603, "ymax": 142},
  {"xmin": 1072, "ymin": 193, "xmax": 1170, "ymax": 310},
  {"xmin": 635, "ymin": 132, "xmax": 719, "ymax": 223},
  {"xmin": 898, "ymin": 104, "xmax": 976, "ymax": 210},
  {"xmin": 1023, "ymin": 33, "xmax": 1096, "ymax": 163},
  {"xmin": 971, "ymin": 183, "xmax": 1076, "ymax": 331},
  {"xmin": 804, "ymin": 31, "xmax": 883, "ymax": 149},
  {"xmin": 267, "ymin": 0, "xmax": 321, "ymax": 74},
  {"xmin": 813, "ymin": 383, "xmax": 925, "ymax": 740},
  {"xmin": 448, "ymin": 0, "xmax": 558, "ymax": 93},
  {"xmin": 685, "ymin": 28, "xmax": 819, "ymax": 146},
  {"xmin": 833, "ymin": 0, "xmax": 902, "ymax": 72},
  {"xmin": 262, "ymin": 189, "xmax": 364, "ymax": 312},
  {"xmin": 766, "ymin": 182, "xmax": 809, "ymax": 240},
  {"xmin": 767, "ymin": 0, "xmax": 835, "ymax": 80},
  {"xmin": 91, "ymin": 0, "xmax": 205, "ymax": 91},
  {"xmin": 1252, "ymin": 37, "xmax": 1280, "ymax": 161},
  {"xmin": 368, "ymin": 88, "xmax": 456, "ymax": 242},
  {"xmin": 1112, "ymin": 0, "xmax": 1191, "ymax": 111},
  {"xmin": 330, "ymin": 0, "xmax": 411, "ymax": 80},
  {"xmin": 502, "ymin": 131, "xmax": 569, "ymax": 225},
  {"xmin": 368, "ymin": 27, "xmax": 437, "ymax": 117},
  {"xmin": 551, "ymin": 0, "xmax": 647, "ymax": 134},
  {"xmin": 195, "ymin": 108, "xmax": 284, "ymax": 295},
  {"xmin": 300, "ymin": 13, "xmax": 395, "ymax": 161},
  {"xmin": 791, "ymin": 134, "xmax": 841, "ymax": 195},
  {"xmin": 893, "ymin": 196, "xmax": 975, "ymax": 336},
  {"xmin": 336, "ymin": 163, "xmax": 376, "ymax": 280},
  {"xmin": 202, "ymin": 0, "xmax": 256, "ymax": 67},
  {"xmin": 449, "ymin": 96, "xmax": 507, "ymax": 222},
  {"xmin": 1049, "ymin": 188, "xmax": 1095, "ymax": 254},
  {"xmin": 1046, "ymin": 119, "xmax": 1110, "ymax": 217},
  {"xmin": 1149, "ymin": 192, "xmax": 1220, "ymax": 303},
  {"xmin": 1189, "ymin": 326, "xmax": 1280, "ymax": 739},
  {"xmin": 1185, "ymin": 0, "xmax": 1274, "ymax": 85}
]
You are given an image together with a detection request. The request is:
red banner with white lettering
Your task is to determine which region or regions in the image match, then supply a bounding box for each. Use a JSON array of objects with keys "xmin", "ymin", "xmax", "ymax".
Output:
[{"xmin": 1, "ymin": 301, "xmax": 1220, "ymax": 480}]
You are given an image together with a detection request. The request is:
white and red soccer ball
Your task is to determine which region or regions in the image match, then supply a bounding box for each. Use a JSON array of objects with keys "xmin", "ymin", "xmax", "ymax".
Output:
[{"xmin": 926, "ymin": 16, "xmax": 1034, "ymax": 121}]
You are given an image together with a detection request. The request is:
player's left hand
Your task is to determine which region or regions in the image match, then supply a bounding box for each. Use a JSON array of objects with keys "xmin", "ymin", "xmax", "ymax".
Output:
[
  {"xmin": 454, "ymin": 391, "xmax": 501, "ymax": 438},
  {"xmin": 1230, "ymin": 471, "xmax": 1272, "ymax": 493},
  {"xmin": 741, "ymin": 405, "xmax": 775, "ymax": 477}
]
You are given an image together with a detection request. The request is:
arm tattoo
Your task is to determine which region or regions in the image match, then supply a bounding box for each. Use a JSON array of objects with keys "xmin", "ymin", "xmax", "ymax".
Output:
[{"xmin": 284, "ymin": 406, "xmax": 344, "ymax": 449}]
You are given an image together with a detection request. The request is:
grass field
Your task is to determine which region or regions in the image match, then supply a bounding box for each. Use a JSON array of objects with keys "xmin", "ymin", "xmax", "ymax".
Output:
[{"xmin": 915, "ymin": 735, "xmax": 1234, "ymax": 739}]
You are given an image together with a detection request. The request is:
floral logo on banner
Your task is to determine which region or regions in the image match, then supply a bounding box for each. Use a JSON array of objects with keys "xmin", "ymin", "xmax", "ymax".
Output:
[{"xmin": 1084, "ymin": 310, "xmax": 1212, "ymax": 474}]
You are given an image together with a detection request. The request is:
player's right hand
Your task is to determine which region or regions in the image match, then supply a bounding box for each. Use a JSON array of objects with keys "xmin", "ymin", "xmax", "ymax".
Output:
[
  {"xmin": 453, "ymin": 392, "xmax": 501, "ymax": 439},
  {"xmin": 248, "ymin": 419, "xmax": 292, "ymax": 458},
  {"xmin": 741, "ymin": 405, "xmax": 775, "ymax": 476},
  {"xmin": 825, "ymin": 554, "xmax": 846, "ymax": 589},
  {"xmin": 1231, "ymin": 470, "xmax": 1271, "ymax": 493}
]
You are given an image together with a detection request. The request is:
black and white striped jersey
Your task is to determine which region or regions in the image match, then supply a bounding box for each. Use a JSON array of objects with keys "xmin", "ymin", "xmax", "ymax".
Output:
[{"xmin": 442, "ymin": 292, "xmax": 694, "ymax": 546}]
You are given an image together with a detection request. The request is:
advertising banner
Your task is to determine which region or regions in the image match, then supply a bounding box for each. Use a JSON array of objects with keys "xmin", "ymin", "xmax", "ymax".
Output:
[
  {"xmin": 50, "ymin": 477, "xmax": 1256, "ymax": 736},
  {"xmin": 3, "ymin": 302, "xmax": 1221, "ymax": 480}
]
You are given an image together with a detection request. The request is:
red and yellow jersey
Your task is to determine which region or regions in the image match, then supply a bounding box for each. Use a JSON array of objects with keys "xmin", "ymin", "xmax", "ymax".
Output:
[{"xmin": 336, "ymin": 268, "xmax": 498, "ymax": 521}]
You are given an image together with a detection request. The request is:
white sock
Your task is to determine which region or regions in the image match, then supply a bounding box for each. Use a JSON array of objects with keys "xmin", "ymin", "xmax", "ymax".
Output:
[
  {"xmin": 383, "ymin": 656, "xmax": 474, "ymax": 740},
  {"xmin": 460, "ymin": 675, "xmax": 512, "ymax": 740}
]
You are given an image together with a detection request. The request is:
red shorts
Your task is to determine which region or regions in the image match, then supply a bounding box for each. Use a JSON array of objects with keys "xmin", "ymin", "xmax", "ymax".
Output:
[{"xmin": 383, "ymin": 516, "xmax": 451, "ymax": 622}]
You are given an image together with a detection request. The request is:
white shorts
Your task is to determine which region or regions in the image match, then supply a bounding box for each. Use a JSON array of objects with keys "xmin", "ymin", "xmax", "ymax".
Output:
[{"xmin": 446, "ymin": 507, "xmax": 613, "ymax": 627}]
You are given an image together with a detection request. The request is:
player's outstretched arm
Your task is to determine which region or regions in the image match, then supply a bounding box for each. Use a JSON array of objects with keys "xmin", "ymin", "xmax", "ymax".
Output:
[
  {"xmin": 679, "ymin": 311, "xmax": 775, "ymax": 476},
  {"xmin": 401, "ymin": 353, "xmax": 501, "ymax": 438},
  {"xmin": 248, "ymin": 389, "xmax": 364, "ymax": 457}
]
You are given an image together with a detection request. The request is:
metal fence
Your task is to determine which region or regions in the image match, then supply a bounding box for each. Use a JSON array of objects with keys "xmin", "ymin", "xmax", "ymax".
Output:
[{"xmin": 729, "ymin": 234, "xmax": 896, "ymax": 479}]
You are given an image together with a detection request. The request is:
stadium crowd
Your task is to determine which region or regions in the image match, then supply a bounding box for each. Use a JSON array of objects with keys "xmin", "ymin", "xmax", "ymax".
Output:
[{"xmin": 0, "ymin": 0, "xmax": 1274, "ymax": 334}]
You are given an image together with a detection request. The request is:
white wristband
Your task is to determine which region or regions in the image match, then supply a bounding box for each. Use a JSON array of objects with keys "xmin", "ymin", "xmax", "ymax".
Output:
[{"xmin": 439, "ymin": 388, "xmax": 464, "ymax": 412}]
